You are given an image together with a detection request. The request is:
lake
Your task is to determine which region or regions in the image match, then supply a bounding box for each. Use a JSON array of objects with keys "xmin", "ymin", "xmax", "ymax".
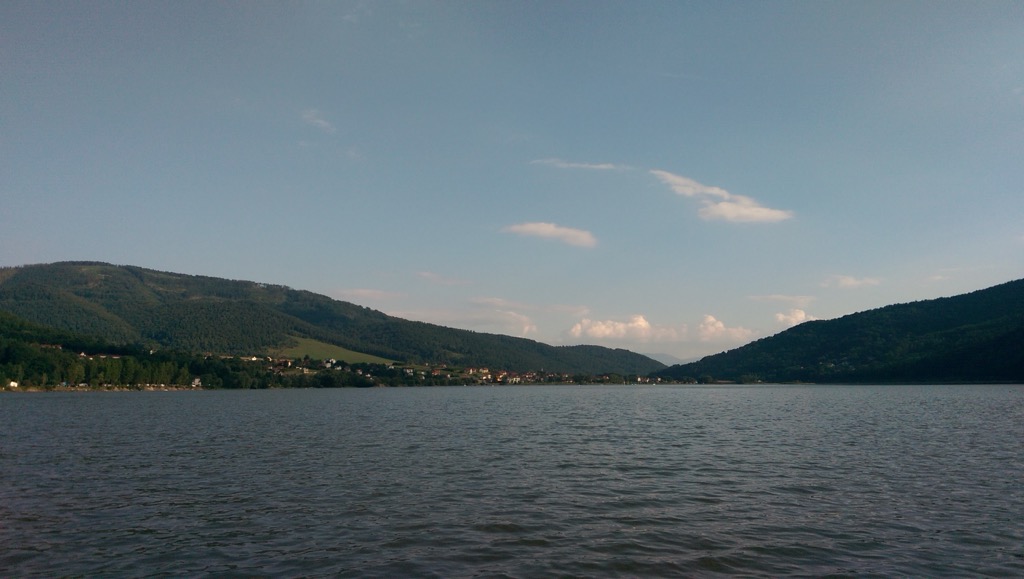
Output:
[{"xmin": 1, "ymin": 384, "xmax": 1022, "ymax": 576}]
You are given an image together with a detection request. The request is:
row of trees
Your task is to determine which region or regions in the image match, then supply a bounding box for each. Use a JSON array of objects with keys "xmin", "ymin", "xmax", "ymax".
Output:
[
  {"xmin": 0, "ymin": 337, "xmax": 381, "ymax": 389},
  {"xmin": 0, "ymin": 312, "xmax": 662, "ymax": 390},
  {"xmin": 2, "ymin": 339, "xmax": 232, "ymax": 389},
  {"xmin": 0, "ymin": 337, "xmax": 676, "ymax": 390}
]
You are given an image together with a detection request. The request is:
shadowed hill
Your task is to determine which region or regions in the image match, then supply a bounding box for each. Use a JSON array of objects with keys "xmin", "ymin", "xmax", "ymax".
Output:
[
  {"xmin": 0, "ymin": 262, "xmax": 664, "ymax": 375},
  {"xmin": 655, "ymin": 279, "xmax": 1024, "ymax": 384}
]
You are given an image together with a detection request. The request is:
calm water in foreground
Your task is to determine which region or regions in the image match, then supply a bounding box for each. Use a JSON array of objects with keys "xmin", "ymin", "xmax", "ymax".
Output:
[{"xmin": 1, "ymin": 384, "xmax": 1022, "ymax": 577}]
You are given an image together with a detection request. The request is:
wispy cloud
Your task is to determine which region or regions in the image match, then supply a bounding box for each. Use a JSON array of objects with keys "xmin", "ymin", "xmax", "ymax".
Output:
[
  {"xmin": 468, "ymin": 297, "xmax": 595, "ymax": 338},
  {"xmin": 531, "ymin": 158, "xmax": 625, "ymax": 171},
  {"xmin": 301, "ymin": 108, "xmax": 336, "ymax": 133},
  {"xmin": 473, "ymin": 296, "xmax": 528, "ymax": 309},
  {"xmin": 821, "ymin": 275, "xmax": 881, "ymax": 289},
  {"xmin": 502, "ymin": 222, "xmax": 598, "ymax": 248},
  {"xmin": 390, "ymin": 307, "xmax": 537, "ymax": 337},
  {"xmin": 775, "ymin": 309, "xmax": 818, "ymax": 327},
  {"xmin": 501, "ymin": 310, "xmax": 539, "ymax": 336},
  {"xmin": 650, "ymin": 170, "xmax": 793, "ymax": 223},
  {"xmin": 697, "ymin": 314, "xmax": 753, "ymax": 343},
  {"xmin": 925, "ymin": 267, "xmax": 975, "ymax": 283},
  {"xmin": 417, "ymin": 271, "xmax": 470, "ymax": 286},
  {"xmin": 343, "ymin": 146, "xmax": 366, "ymax": 162},
  {"xmin": 569, "ymin": 315, "xmax": 682, "ymax": 342},
  {"xmin": 471, "ymin": 297, "xmax": 589, "ymax": 317}
]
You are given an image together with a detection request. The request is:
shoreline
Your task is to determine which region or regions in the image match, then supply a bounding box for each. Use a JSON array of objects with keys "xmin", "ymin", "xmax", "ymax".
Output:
[{"xmin": 4, "ymin": 385, "xmax": 203, "ymax": 392}]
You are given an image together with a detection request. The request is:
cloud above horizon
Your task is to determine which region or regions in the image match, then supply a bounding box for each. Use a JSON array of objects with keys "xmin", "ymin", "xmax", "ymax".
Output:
[
  {"xmin": 418, "ymin": 271, "xmax": 470, "ymax": 286},
  {"xmin": 775, "ymin": 308, "xmax": 818, "ymax": 327},
  {"xmin": 531, "ymin": 158, "xmax": 625, "ymax": 171},
  {"xmin": 822, "ymin": 275, "xmax": 881, "ymax": 288},
  {"xmin": 697, "ymin": 314, "xmax": 753, "ymax": 342},
  {"xmin": 502, "ymin": 222, "xmax": 598, "ymax": 248},
  {"xmin": 472, "ymin": 297, "xmax": 590, "ymax": 318},
  {"xmin": 390, "ymin": 307, "xmax": 539, "ymax": 338},
  {"xmin": 495, "ymin": 310, "xmax": 539, "ymax": 337},
  {"xmin": 301, "ymin": 108, "xmax": 335, "ymax": 133},
  {"xmin": 569, "ymin": 314, "xmax": 682, "ymax": 342},
  {"xmin": 650, "ymin": 170, "xmax": 793, "ymax": 223}
]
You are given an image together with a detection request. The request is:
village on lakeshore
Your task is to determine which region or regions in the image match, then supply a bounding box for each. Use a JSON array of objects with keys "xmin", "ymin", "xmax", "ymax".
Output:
[{"xmin": 2, "ymin": 349, "xmax": 672, "ymax": 392}]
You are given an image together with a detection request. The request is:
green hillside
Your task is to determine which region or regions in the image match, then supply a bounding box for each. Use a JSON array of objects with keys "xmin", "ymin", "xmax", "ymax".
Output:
[
  {"xmin": 655, "ymin": 279, "xmax": 1024, "ymax": 384},
  {"xmin": 270, "ymin": 337, "xmax": 395, "ymax": 365},
  {"xmin": 0, "ymin": 262, "xmax": 664, "ymax": 375}
]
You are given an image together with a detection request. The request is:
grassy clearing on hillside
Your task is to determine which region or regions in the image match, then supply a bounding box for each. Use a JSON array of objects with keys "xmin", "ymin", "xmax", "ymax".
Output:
[{"xmin": 272, "ymin": 337, "xmax": 395, "ymax": 364}]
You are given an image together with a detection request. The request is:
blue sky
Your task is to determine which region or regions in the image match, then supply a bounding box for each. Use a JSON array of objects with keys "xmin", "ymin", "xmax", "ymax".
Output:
[{"xmin": 3, "ymin": 1, "xmax": 1023, "ymax": 361}]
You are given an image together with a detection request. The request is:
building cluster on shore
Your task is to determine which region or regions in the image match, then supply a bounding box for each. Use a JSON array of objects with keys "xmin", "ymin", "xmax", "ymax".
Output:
[
  {"xmin": 1, "ymin": 350, "xmax": 670, "ymax": 391},
  {"xmin": 306, "ymin": 358, "xmax": 664, "ymax": 386}
]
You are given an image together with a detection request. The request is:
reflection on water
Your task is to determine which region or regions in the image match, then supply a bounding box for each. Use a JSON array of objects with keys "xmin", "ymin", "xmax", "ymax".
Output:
[{"xmin": 2, "ymin": 385, "xmax": 1022, "ymax": 576}]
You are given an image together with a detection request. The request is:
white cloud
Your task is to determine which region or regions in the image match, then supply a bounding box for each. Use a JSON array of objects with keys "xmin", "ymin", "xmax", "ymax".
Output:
[
  {"xmin": 531, "ymin": 158, "xmax": 624, "ymax": 171},
  {"xmin": 495, "ymin": 310, "xmax": 539, "ymax": 337},
  {"xmin": 473, "ymin": 296, "xmax": 526, "ymax": 309},
  {"xmin": 650, "ymin": 170, "xmax": 731, "ymax": 199},
  {"xmin": 547, "ymin": 303, "xmax": 593, "ymax": 317},
  {"xmin": 502, "ymin": 222, "xmax": 598, "ymax": 248},
  {"xmin": 822, "ymin": 275, "xmax": 881, "ymax": 288},
  {"xmin": 925, "ymin": 267, "xmax": 977, "ymax": 283},
  {"xmin": 697, "ymin": 314, "xmax": 753, "ymax": 343},
  {"xmin": 650, "ymin": 169, "xmax": 793, "ymax": 223},
  {"xmin": 775, "ymin": 309, "xmax": 818, "ymax": 327},
  {"xmin": 301, "ymin": 108, "xmax": 336, "ymax": 133},
  {"xmin": 569, "ymin": 314, "xmax": 681, "ymax": 342},
  {"xmin": 417, "ymin": 271, "xmax": 470, "ymax": 286},
  {"xmin": 697, "ymin": 197, "xmax": 794, "ymax": 223}
]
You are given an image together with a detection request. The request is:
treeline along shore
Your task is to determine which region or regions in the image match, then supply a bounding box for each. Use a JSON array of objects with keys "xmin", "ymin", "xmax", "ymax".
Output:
[{"xmin": 1, "ymin": 340, "xmax": 662, "ymax": 391}]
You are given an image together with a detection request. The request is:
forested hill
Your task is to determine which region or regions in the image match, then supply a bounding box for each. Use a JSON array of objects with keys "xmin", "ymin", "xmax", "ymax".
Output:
[
  {"xmin": 0, "ymin": 262, "xmax": 664, "ymax": 375},
  {"xmin": 655, "ymin": 278, "xmax": 1024, "ymax": 384}
]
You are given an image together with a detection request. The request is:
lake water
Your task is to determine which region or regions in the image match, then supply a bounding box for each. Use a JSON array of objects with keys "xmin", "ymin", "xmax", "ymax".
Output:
[{"xmin": 1, "ymin": 384, "xmax": 1022, "ymax": 577}]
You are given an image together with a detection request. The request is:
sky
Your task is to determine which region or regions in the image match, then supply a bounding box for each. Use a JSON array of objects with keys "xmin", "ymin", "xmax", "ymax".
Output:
[{"xmin": 2, "ymin": 1, "xmax": 1023, "ymax": 362}]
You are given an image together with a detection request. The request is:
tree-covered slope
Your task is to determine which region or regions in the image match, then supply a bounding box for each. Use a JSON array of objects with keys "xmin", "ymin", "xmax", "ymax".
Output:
[
  {"xmin": 0, "ymin": 262, "xmax": 664, "ymax": 375},
  {"xmin": 0, "ymin": 308, "xmax": 123, "ymax": 355},
  {"xmin": 655, "ymin": 279, "xmax": 1024, "ymax": 383}
]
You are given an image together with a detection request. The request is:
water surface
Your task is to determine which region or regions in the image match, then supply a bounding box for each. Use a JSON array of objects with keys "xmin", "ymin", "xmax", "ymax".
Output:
[{"xmin": 2, "ymin": 384, "xmax": 1022, "ymax": 576}]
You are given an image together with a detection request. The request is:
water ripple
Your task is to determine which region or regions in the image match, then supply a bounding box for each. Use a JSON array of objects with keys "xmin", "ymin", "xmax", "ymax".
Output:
[{"xmin": 1, "ymin": 384, "xmax": 1022, "ymax": 577}]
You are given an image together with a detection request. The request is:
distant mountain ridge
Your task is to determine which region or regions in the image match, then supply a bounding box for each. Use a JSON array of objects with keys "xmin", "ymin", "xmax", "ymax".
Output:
[
  {"xmin": 655, "ymin": 278, "xmax": 1024, "ymax": 383},
  {"xmin": 0, "ymin": 262, "xmax": 665, "ymax": 375}
]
